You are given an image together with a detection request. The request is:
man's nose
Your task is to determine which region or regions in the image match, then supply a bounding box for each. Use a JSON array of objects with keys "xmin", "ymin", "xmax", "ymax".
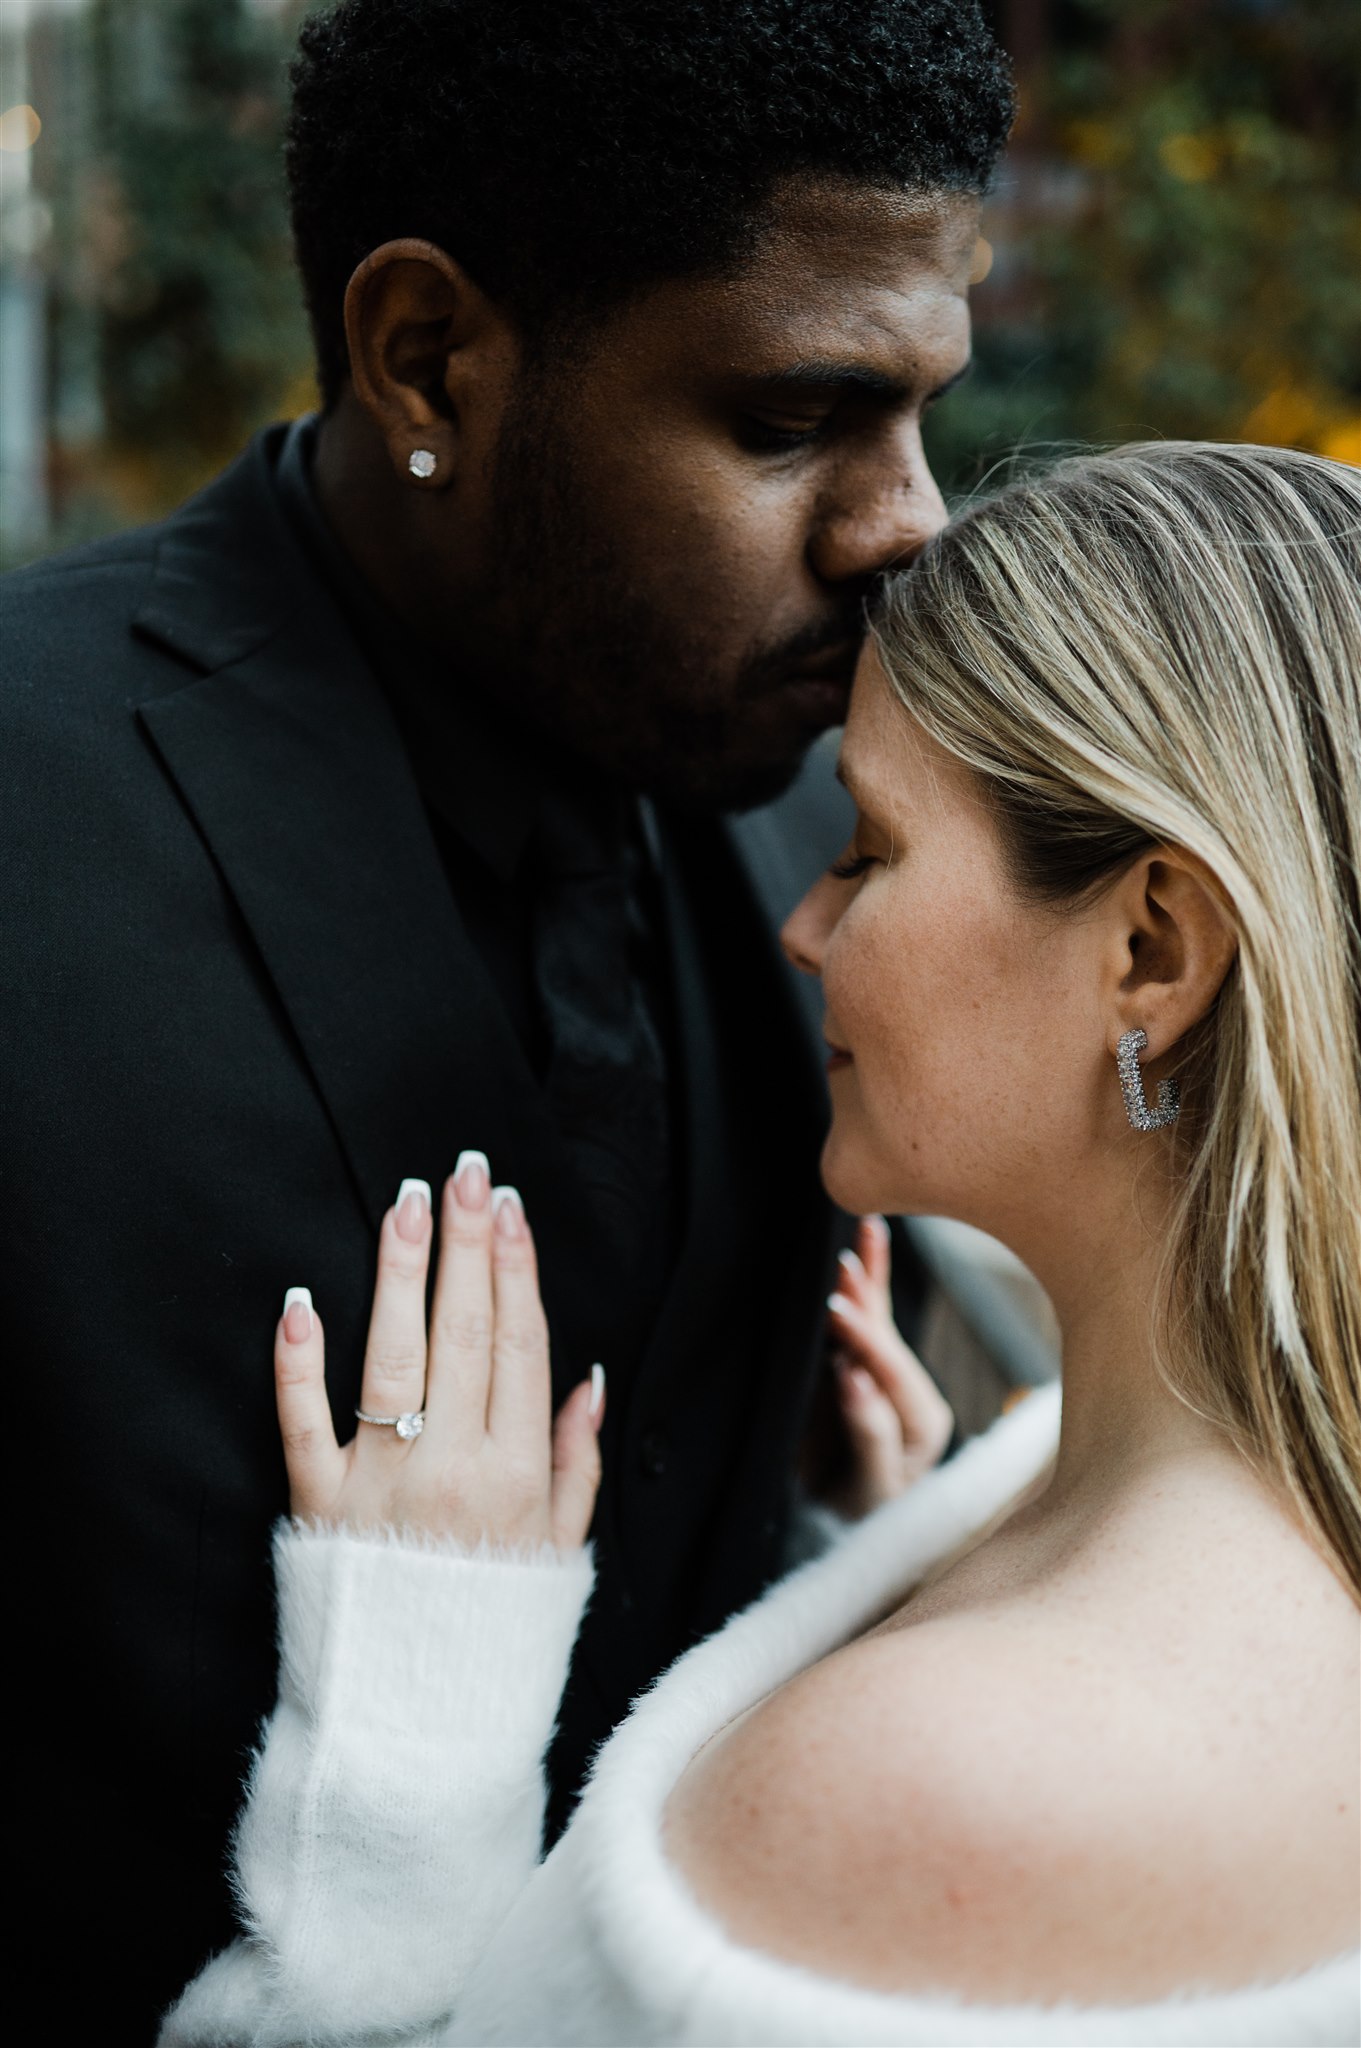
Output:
[{"xmin": 807, "ymin": 432, "xmax": 948, "ymax": 587}]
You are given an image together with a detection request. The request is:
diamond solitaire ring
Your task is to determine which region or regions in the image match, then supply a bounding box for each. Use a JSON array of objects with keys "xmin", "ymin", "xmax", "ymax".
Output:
[{"xmin": 355, "ymin": 1407, "xmax": 426, "ymax": 1440}]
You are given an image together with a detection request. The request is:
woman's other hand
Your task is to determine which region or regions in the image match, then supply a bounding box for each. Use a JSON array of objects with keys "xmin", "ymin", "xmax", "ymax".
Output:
[
  {"xmin": 824, "ymin": 1214, "xmax": 953, "ymax": 1519},
  {"xmin": 272, "ymin": 1151, "xmax": 604, "ymax": 1552}
]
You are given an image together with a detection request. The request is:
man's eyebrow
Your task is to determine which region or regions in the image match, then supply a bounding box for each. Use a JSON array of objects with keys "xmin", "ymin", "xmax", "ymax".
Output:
[{"xmin": 736, "ymin": 358, "xmax": 973, "ymax": 405}]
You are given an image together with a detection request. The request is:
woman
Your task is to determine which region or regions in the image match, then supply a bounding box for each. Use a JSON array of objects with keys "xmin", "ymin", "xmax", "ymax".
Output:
[{"xmin": 164, "ymin": 442, "xmax": 1361, "ymax": 2045}]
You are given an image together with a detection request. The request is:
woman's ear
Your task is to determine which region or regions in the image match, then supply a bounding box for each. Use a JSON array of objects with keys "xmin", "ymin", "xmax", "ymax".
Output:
[
  {"xmin": 1101, "ymin": 851, "xmax": 1238, "ymax": 1062},
  {"xmin": 341, "ymin": 238, "xmax": 519, "ymax": 489}
]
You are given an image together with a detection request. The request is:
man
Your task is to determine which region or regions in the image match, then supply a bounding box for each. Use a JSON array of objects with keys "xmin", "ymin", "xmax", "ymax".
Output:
[{"xmin": 2, "ymin": 0, "xmax": 1011, "ymax": 2031}]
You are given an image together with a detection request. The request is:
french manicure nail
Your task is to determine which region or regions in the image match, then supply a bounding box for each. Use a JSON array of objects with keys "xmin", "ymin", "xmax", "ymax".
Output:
[
  {"xmin": 827, "ymin": 1290, "xmax": 856, "ymax": 1318},
  {"xmin": 453, "ymin": 1149, "xmax": 490, "ymax": 1208},
  {"xmin": 839, "ymin": 1248, "xmax": 865, "ymax": 1281},
  {"xmin": 283, "ymin": 1286, "xmax": 313, "ymax": 1343},
  {"xmin": 395, "ymin": 1178, "xmax": 431, "ymax": 1242},
  {"xmin": 492, "ymin": 1185, "xmax": 525, "ymax": 1238},
  {"xmin": 589, "ymin": 1362, "xmax": 606, "ymax": 1419}
]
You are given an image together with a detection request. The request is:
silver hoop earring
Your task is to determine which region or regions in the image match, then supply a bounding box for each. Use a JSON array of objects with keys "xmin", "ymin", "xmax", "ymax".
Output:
[
  {"xmin": 408, "ymin": 448, "xmax": 437, "ymax": 479},
  {"xmin": 1117, "ymin": 1027, "xmax": 1180, "ymax": 1132}
]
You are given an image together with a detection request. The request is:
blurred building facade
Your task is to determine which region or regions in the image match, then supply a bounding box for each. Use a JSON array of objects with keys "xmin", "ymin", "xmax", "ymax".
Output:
[{"xmin": 2, "ymin": 0, "xmax": 1358, "ymax": 565}]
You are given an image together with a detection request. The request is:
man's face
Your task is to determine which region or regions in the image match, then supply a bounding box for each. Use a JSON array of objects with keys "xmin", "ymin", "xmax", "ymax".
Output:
[{"xmin": 459, "ymin": 180, "xmax": 979, "ymax": 809}]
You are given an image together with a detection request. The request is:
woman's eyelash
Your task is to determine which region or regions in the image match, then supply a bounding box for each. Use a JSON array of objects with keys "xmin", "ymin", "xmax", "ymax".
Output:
[{"xmin": 828, "ymin": 852, "xmax": 873, "ymax": 881}]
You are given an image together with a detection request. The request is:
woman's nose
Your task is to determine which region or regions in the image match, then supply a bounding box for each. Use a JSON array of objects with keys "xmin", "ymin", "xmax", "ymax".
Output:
[{"xmin": 781, "ymin": 875, "xmax": 839, "ymax": 977}]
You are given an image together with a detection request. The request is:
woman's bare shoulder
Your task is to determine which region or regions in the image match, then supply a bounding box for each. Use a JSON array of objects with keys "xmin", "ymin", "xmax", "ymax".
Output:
[{"xmin": 663, "ymin": 1574, "xmax": 1359, "ymax": 2007}]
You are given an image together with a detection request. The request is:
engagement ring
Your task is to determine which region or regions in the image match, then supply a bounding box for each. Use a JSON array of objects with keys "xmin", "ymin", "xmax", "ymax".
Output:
[{"xmin": 355, "ymin": 1407, "xmax": 425, "ymax": 1440}]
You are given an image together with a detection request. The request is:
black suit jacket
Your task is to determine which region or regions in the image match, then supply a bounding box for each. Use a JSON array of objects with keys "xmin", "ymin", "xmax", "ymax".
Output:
[{"xmin": 2, "ymin": 430, "xmax": 926, "ymax": 2037}]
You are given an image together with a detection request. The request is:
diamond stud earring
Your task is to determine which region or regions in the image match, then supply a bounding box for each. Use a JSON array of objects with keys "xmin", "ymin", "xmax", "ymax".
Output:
[
  {"xmin": 1117, "ymin": 1027, "xmax": 1181, "ymax": 1132},
  {"xmin": 408, "ymin": 448, "xmax": 437, "ymax": 480}
]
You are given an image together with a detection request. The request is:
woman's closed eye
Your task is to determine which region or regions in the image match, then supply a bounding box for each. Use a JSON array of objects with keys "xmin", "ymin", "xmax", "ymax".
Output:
[{"xmin": 829, "ymin": 849, "xmax": 875, "ymax": 882}]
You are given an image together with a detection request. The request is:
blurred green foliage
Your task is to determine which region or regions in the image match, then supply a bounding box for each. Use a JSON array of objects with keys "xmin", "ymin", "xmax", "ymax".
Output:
[
  {"xmin": 927, "ymin": 0, "xmax": 1361, "ymax": 495},
  {"xmin": 92, "ymin": 0, "xmax": 308, "ymax": 493},
  {"xmin": 9, "ymin": 0, "xmax": 1357, "ymax": 556},
  {"xmin": 77, "ymin": 0, "xmax": 311, "ymax": 516}
]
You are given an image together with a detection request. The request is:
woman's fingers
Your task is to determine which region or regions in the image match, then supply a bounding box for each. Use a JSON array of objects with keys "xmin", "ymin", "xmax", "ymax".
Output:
[
  {"xmin": 826, "ymin": 1288, "xmax": 903, "ymax": 1391},
  {"xmin": 275, "ymin": 1289, "xmax": 344, "ymax": 1514},
  {"xmin": 836, "ymin": 1360, "xmax": 908, "ymax": 1505},
  {"xmin": 836, "ymin": 1216, "xmax": 892, "ymax": 1314},
  {"xmin": 827, "ymin": 1288, "xmax": 953, "ymax": 1455},
  {"xmin": 550, "ymin": 1368, "xmax": 605, "ymax": 1549},
  {"xmin": 827, "ymin": 1289, "xmax": 910, "ymax": 1431},
  {"xmin": 857, "ymin": 1212, "xmax": 893, "ymax": 1294},
  {"xmin": 833, "ymin": 1247, "xmax": 872, "ymax": 1311},
  {"xmin": 274, "ymin": 1161, "xmax": 598, "ymax": 1551},
  {"xmin": 357, "ymin": 1179, "xmax": 434, "ymax": 1432},
  {"xmin": 426, "ymin": 1153, "xmax": 496, "ymax": 1437},
  {"xmin": 487, "ymin": 1188, "xmax": 552, "ymax": 1465}
]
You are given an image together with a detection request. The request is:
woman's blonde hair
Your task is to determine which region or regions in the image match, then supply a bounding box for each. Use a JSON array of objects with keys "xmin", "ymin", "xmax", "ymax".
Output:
[{"xmin": 874, "ymin": 442, "xmax": 1361, "ymax": 1597}]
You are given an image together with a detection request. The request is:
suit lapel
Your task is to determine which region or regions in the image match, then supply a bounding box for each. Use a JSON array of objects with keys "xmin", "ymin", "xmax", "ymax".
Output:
[
  {"xmin": 130, "ymin": 432, "xmax": 854, "ymax": 1421},
  {"xmin": 133, "ymin": 436, "xmax": 591, "ymax": 1276}
]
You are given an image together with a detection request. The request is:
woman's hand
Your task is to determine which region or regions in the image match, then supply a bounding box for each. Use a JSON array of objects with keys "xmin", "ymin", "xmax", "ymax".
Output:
[
  {"xmin": 824, "ymin": 1214, "xmax": 953, "ymax": 1519},
  {"xmin": 273, "ymin": 1151, "xmax": 604, "ymax": 1552}
]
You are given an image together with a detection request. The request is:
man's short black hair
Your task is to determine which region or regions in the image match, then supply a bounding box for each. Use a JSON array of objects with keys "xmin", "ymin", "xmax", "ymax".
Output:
[{"xmin": 286, "ymin": 0, "xmax": 1014, "ymax": 405}]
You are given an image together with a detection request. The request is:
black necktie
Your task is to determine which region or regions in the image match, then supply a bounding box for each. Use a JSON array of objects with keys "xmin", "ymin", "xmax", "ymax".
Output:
[{"xmin": 530, "ymin": 788, "xmax": 675, "ymax": 1319}]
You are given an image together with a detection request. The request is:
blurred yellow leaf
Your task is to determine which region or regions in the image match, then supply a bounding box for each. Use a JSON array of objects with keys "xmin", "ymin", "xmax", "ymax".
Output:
[
  {"xmin": 1319, "ymin": 419, "xmax": 1361, "ymax": 468},
  {"xmin": 1064, "ymin": 118, "xmax": 1121, "ymax": 167},
  {"xmin": 1240, "ymin": 386, "xmax": 1361, "ymax": 459},
  {"xmin": 1158, "ymin": 132, "xmax": 1219, "ymax": 183},
  {"xmin": 1240, "ymin": 385, "xmax": 1324, "ymax": 447},
  {"xmin": 280, "ymin": 368, "xmax": 322, "ymax": 420}
]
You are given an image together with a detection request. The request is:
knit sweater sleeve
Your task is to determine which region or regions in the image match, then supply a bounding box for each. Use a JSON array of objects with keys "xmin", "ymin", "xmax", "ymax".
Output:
[{"xmin": 160, "ymin": 1522, "xmax": 594, "ymax": 2047}]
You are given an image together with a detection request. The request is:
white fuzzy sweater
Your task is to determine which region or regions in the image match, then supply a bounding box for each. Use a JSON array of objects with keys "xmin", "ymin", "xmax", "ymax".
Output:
[{"xmin": 162, "ymin": 1387, "xmax": 1360, "ymax": 2047}]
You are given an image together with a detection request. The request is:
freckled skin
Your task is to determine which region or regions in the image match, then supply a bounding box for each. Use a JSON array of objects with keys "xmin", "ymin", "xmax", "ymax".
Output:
[
  {"xmin": 314, "ymin": 179, "xmax": 980, "ymax": 807},
  {"xmin": 791, "ymin": 647, "xmax": 1113, "ymax": 1258}
]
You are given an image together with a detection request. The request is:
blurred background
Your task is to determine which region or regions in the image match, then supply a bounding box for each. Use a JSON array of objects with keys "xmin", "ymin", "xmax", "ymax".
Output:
[{"xmin": 2, "ymin": 0, "xmax": 1358, "ymax": 569}]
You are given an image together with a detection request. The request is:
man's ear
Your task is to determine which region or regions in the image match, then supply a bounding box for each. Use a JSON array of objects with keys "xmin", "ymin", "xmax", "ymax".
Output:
[
  {"xmin": 1101, "ymin": 850, "xmax": 1238, "ymax": 1063},
  {"xmin": 341, "ymin": 238, "xmax": 519, "ymax": 489}
]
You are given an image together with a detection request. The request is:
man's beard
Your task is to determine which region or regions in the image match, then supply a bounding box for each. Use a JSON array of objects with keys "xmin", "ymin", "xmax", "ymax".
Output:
[{"xmin": 471, "ymin": 377, "xmax": 861, "ymax": 812}]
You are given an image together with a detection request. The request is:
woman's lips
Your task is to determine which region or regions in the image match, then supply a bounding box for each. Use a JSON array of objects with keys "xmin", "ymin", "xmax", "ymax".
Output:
[{"xmin": 825, "ymin": 1038, "xmax": 852, "ymax": 1073}]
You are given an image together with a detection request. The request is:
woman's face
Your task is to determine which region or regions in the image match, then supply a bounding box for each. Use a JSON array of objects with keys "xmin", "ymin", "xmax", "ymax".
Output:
[{"xmin": 782, "ymin": 646, "xmax": 1109, "ymax": 1242}]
